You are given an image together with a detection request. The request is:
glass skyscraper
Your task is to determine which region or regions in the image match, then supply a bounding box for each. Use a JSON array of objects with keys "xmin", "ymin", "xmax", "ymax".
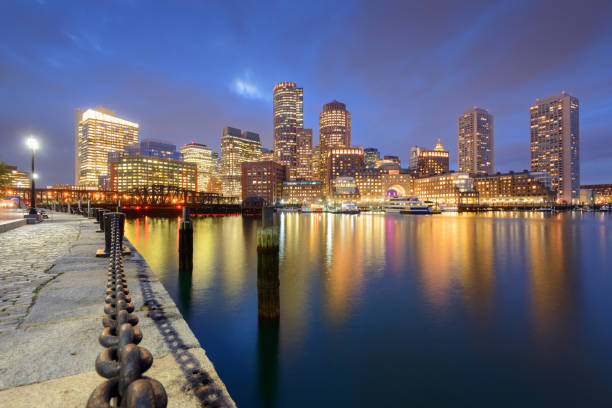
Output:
[{"xmin": 273, "ymin": 82, "xmax": 303, "ymax": 179}]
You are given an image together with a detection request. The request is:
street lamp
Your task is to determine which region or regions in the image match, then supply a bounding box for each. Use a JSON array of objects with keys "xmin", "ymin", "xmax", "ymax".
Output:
[{"xmin": 26, "ymin": 137, "xmax": 39, "ymax": 215}]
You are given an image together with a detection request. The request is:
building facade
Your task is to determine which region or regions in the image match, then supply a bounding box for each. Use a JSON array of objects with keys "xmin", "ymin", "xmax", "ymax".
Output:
[
  {"xmin": 220, "ymin": 127, "xmax": 262, "ymax": 197},
  {"xmin": 354, "ymin": 168, "xmax": 384, "ymax": 201},
  {"xmin": 326, "ymin": 147, "xmax": 364, "ymax": 194},
  {"xmin": 241, "ymin": 161, "xmax": 288, "ymax": 205},
  {"xmin": 4, "ymin": 165, "xmax": 30, "ymax": 188},
  {"xmin": 530, "ymin": 92, "xmax": 580, "ymax": 204},
  {"xmin": 76, "ymin": 107, "xmax": 139, "ymax": 187},
  {"xmin": 281, "ymin": 180, "xmax": 323, "ymax": 204},
  {"xmin": 413, "ymin": 172, "xmax": 478, "ymax": 205},
  {"xmin": 180, "ymin": 142, "xmax": 219, "ymax": 192},
  {"xmin": 458, "ymin": 107, "xmax": 494, "ymax": 175},
  {"xmin": 319, "ymin": 100, "xmax": 351, "ymax": 187},
  {"xmin": 364, "ymin": 147, "xmax": 380, "ymax": 169},
  {"xmin": 110, "ymin": 155, "xmax": 197, "ymax": 192},
  {"xmin": 473, "ymin": 171, "xmax": 555, "ymax": 205},
  {"xmin": 581, "ymin": 184, "xmax": 612, "ymax": 204},
  {"xmin": 410, "ymin": 140, "xmax": 450, "ymax": 178},
  {"xmin": 296, "ymin": 128, "xmax": 313, "ymax": 180},
  {"xmin": 273, "ymin": 82, "xmax": 303, "ymax": 179}
]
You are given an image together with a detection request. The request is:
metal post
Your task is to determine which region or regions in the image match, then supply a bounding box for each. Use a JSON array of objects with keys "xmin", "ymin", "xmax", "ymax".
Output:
[
  {"xmin": 179, "ymin": 207, "xmax": 193, "ymax": 271},
  {"xmin": 29, "ymin": 148, "xmax": 36, "ymax": 215}
]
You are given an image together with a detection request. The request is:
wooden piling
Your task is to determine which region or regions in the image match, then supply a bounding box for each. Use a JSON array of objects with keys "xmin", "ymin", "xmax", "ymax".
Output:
[{"xmin": 179, "ymin": 207, "xmax": 193, "ymax": 271}]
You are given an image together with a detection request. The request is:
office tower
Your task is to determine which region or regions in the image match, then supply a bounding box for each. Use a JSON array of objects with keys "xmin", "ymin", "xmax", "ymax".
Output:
[
  {"xmin": 273, "ymin": 82, "xmax": 303, "ymax": 179},
  {"xmin": 364, "ymin": 147, "xmax": 380, "ymax": 169},
  {"xmin": 458, "ymin": 107, "xmax": 494, "ymax": 175},
  {"xmin": 410, "ymin": 140, "xmax": 450, "ymax": 178},
  {"xmin": 181, "ymin": 142, "xmax": 219, "ymax": 192},
  {"xmin": 296, "ymin": 128, "xmax": 313, "ymax": 180},
  {"xmin": 75, "ymin": 107, "xmax": 139, "ymax": 187},
  {"xmin": 312, "ymin": 145, "xmax": 322, "ymax": 181},
  {"xmin": 108, "ymin": 138, "xmax": 183, "ymax": 164},
  {"xmin": 110, "ymin": 155, "xmax": 197, "ymax": 192},
  {"xmin": 326, "ymin": 147, "xmax": 364, "ymax": 194},
  {"xmin": 241, "ymin": 161, "xmax": 287, "ymax": 204},
  {"xmin": 530, "ymin": 92, "xmax": 580, "ymax": 203},
  {"xmin": 261, "ymin": 148, "xmax": 275, "ymax": 162},
  {"xmin": 220, "ymin": 126, "xmax": 262, "ymax": 197},
  {"xmin": 4, "ymin": 165, "xmax": 30, "ymax": 188},
  {"xmin": 319, "ymin": 100, "xmax": 351, "ymax": 191}
]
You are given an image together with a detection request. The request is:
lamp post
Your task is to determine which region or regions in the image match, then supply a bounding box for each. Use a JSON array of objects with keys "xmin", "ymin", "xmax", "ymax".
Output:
[{"xmin": 26, "ymin": 137, "xmax": 39, "ymax": 215}]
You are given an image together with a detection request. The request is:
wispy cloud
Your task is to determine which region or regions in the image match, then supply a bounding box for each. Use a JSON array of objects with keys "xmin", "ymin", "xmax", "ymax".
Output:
[{"xmin": 230, "ymin": 76, "xmax": 267, "ymax": 100}]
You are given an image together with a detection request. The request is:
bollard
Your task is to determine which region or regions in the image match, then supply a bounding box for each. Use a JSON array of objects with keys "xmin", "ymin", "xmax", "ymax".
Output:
[
  {"xmin": 97, "ymin": 209, "xmax": 108, "ymax": 232},
  {"xmin": 96, "ymin": 212, "xmax": 127, "ymax": 257},
  {"xmin": 257, "ymin": 224, "xmax": 280, "ymax": 320},
  {"xmin": 262, "ymin": 207, "xmax": 274, "ymax": 228},
  {"xmin": 179, "ymin": 207, "xmax": 193, "ymax": 271},
  {"xmin": 67, "ymin": 202, "xmax": 71, "ymax": 214},
  {"xmin": 87, "ymin": 199, "xmax": 91, "ymax": 218}
]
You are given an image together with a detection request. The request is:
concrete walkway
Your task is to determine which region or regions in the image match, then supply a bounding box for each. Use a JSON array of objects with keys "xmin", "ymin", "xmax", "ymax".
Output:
[{"xmin": 0, "ymin": 212, "xmax": 236, "ymax": 407}]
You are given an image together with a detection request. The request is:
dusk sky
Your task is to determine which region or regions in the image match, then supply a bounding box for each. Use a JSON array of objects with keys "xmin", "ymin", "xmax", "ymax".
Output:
[{"xmin": 1, "ymin": 0, "xmax": 611, "ymax": 186}]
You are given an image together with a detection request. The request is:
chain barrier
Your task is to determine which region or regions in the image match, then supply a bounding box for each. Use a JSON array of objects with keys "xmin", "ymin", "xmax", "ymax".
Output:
[{"xmin": 87, "ymin": 212, "xmax": 168, "ymax": 408}]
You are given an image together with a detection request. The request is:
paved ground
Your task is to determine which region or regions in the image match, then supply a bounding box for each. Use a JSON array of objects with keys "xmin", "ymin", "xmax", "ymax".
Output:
[
  {"xmin": 0, "ymin": 212, "xmax": 81, "ymax": 332},
  {"xmin": 0, "ymin": 212, "xmax": 236, "ymax": 407}
]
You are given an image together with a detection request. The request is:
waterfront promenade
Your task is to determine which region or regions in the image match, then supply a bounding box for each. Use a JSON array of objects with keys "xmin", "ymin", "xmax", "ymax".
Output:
[{"xmin": 0, "ymin": 212, "xmax": 235, "ymax": 407}]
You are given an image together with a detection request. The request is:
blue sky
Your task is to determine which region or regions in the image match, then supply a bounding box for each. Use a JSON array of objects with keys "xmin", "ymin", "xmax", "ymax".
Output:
[{"xmin": 1, "ymin": 0, "xmax": 611, "ymax": 185}]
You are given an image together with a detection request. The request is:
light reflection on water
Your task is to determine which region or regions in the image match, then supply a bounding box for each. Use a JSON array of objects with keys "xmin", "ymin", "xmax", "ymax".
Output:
[{"xmin": 125, "ymin": 212, "xmax": 612, "ymax": 407}]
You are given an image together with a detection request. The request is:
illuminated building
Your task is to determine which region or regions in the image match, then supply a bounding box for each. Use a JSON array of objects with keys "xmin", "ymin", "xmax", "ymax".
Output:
[
  {"xmin": 75, "ymin": 106, "xmax": 139, "ymax": 187},
  {"xmin": 382, "ymin": 173, "xmax": 414, "ymax": 198},
  {"xmin": 110, "ymin": 155, "xmax": 197, "ymax": 192},
  {"xmin": 109, "ymin": 138, "xmax": 182, "ymax": 166},
  {"xmin": 375, "ymin": 156, "xmax": 401, "ymax": 170},
  {"xmin": 312, "ymin": 145, "xmax": 322, "ymax": 181},
  {"xmin": 473, "ymin": 171, "xmax": 555, "ymax": 205},
  {"xmin": 296, "ymin": 128, "xmax": 313, "ymax": 180},
  {"xmin": 261, "ymin": 148, "xmax": 275, "ymax": 162},
  {"xmin": 5, "ymin": 165, "xmax": 30, "ymax": 188},
  {"xmin": 320, "ymin": 101, "xmax": 351, "ymax": 188},
  {"xmin": 354, "ymin": 168, "xmax": 384, "ymax": 201},
  {"xmin": 220, "ymin": 126, "xmax": 262, "ymax": 197},
  {"xmin": 326, "ymin": 147, "xmax": 364, "ymax": 195},
  {"xmin": 282, "ymin": 180, "xmax": 323, "ymax": 204},
  {"xmin": 414, "ymin": 172, "xmax": 478, "ymax": 205},
  {"xmin": 273, "ymin": 82, "xmax": 303, "ymax": 179},
  {"xmin": 331, "ymin": 176, "xmax": 359, "ymax": 200},
  {"xmin": 180, "ymin": 142, "xmax": 219, "ymax": 192},
  {"xmin": 458, "ymin": 107, "xmax": 494, "ymax": 175},
  {"xmin": 530, "ymin": 92, "xmax": 580, "ymax": 204},
  {"xmin": 241, "ymin": 161, "xmax": 288, "ymax": 204},
  {"xmin": 581, "ymin": 184, "xmax": 612, "ymax": 204},
  {"xmin": 364, "ymin": 147, "xmax": 380, "ymax": 169},
  {"xmin": 409, "ymin": 140, "xmax": 450, "ymax": 177}
]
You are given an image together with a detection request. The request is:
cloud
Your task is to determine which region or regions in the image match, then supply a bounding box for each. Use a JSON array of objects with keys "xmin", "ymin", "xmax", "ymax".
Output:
[{"xmin": 231, "ymin": 77, "xmax": 267, "ymax": 100}]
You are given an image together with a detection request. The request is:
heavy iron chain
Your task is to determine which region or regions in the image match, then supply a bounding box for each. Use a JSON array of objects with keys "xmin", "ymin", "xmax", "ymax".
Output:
[{"xmin": 87, "ymin": 213, "xmax": 168, "ymax": 408}]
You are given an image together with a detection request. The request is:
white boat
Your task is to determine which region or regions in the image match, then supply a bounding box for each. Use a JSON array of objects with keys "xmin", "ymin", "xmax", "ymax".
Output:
[
  {"xmin": 440, "ymin": 205, "xmax": 459, "ymax": 212},
  {"xmin": 535, "ymin": 207, "xmax": 554, "ymax": 212},
  {"xmin": 340, "ymin": 202, "xmax": 360, "ymax": 214},
  {"xmin": 301, "ymin": 205, "xmax": 312, "ymax": 213},
  {"xmin": 384, "ymin": 197, "xmax": 432, "ymax": 214},
  {"xmin": 277, "ymin": 207, "xmax": 299, "ymax": 213},
  {"xmin": 601, "ymin": 204, "xmax": 610, "ymax": 212}
]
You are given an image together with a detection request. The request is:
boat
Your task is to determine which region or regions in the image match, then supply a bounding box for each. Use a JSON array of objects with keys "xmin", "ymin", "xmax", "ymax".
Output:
[
  {"xmin": 384, "ymin": 196, "xmax": 433, "ymax": 214},
  {"xmin": 276, "ymin": 207, "xmax": 299, "ymax": 213},
  {"xmin": 339, "ymin": 201, "xmax": 360, "ymax": 214},
  {"xmin": 535, "ymin": 207, "xmax": 554, "ymax": 212},
  {"xmin": 601, "ymin": 204, "xmax": 610, "ymax": 212},
  {"xmin": 440, "ymin": 205, "xmax": 459, "ymax": 212},
  {"xmin": 301, "ymin": 205, "xmax": 312, "ymax": 213}
]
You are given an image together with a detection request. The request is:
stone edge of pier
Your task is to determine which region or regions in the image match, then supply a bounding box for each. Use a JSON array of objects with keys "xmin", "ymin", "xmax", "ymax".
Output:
[
  {"xmin": 0, "ymin": 213, "xmax": 237, "ymax": 408},
  {"xmin": 0, "ymin": 219, "xmax": 26, "ymax": 233}
]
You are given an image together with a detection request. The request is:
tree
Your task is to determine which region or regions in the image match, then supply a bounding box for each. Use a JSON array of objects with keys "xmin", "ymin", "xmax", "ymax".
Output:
[{"xmin": 0, "ymin": 161, "xmax": 11, "ymax": 189}]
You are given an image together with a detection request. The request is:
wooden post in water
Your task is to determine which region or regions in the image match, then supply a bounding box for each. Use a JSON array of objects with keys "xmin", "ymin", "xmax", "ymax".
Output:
[
  {"xmin": 179, "ymin": 207, "xmax": 193, "ymax": 271},
  {"xmin": 257, "ymin": 207, "xmax": 280, "ymax": 320}
]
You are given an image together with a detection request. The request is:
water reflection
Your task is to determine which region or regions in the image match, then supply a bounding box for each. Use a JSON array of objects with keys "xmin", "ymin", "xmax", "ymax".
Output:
[{"xmin": 124, "ymin": 212, "xmax": 612, "ymax": 407}]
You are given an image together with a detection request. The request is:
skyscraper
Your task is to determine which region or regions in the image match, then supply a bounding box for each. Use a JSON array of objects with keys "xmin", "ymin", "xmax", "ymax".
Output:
[
  {"xmin": 75, "ymin": 107, "xmax": 139, "ymax": 187},
  {"xmin": 273, "ymin": 82, "xmax": 303, "ymax": 179},
  {"xmin": 319, "ymin": 100, "xmax": 351, "ymax": 192},
  {"xmin": 530, "ymin": 92, "xmax": 580, "ymax": 203},
  {"xmin": 220, "ymin": 126, "xmax": 262, "ymax": 197},
  {"xmin": 296, "ymin": 128, "xmax": 313, "ymax": 180},
  {"xmin": 181, "ymin": 142, "xmax": 219, "ymax": 192},
  {"xmin": 458, "ymin": 107, "xmax": 494, "ymax": 175}
]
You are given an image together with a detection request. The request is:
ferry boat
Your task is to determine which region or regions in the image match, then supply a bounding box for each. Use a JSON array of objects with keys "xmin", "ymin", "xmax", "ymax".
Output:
[
  {"xmin": 339, "ymin": 202, "xmax": 360, "ymax": 214},
  {"xmin": 535, "ymin": 207, "xmax": 554, "ymax": 212},
  {"xmin": 301, "ymin": 203, "xmax": 323, "ymax": 213},
  {"xmin": 439, "ymin": 205, "xmax": 459, "ymax": 212},
  {"xmin": 384, "ymin": 197, "xmax": 432, "ymax": 214}
]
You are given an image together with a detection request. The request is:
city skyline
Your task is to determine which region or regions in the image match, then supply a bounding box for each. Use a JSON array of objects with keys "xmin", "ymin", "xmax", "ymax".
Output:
[{"xmin": 1, "ymin": 1, "xmax": 612, "ymax": 186}]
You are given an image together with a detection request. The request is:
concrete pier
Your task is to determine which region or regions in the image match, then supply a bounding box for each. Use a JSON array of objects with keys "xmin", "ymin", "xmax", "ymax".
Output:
[{"xmin": 0, "ymin": 212, "xmax": 236, "ymax": 407}]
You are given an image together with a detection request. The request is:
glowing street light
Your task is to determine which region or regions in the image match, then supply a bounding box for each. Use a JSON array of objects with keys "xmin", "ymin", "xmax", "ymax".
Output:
[{"xmin": 26, "ymin": 137, "xmax": 39, "ymax": 215}]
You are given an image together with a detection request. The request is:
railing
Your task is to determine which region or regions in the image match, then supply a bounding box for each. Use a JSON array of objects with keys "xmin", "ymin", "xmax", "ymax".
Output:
[{"xmin": 87, "ymin": 212, "xmax": 167, "ymax": 408}]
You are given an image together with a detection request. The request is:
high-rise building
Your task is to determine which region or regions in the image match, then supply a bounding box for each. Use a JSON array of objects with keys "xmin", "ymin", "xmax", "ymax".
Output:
[
  {"xmin": 261, "ymin": 148, "xmax": 275, "ymax": 162},
  {"xmin": 241, "ymin": 161, "xmax": 287, "ymax": 204},
  {"xmin": 108, "ymin": 138, "xmax": 182, "ymax": 165},
  {"xmin": 110, "ymin": 155, "xmax": 197, "ymax": 192},
  {"xmin": 320, "ymin": 100, "xmax": 351, "ymax": 191},
  {"xmin": 458, "ymin": 107, "xmax": 494, "ymax": 175},
  {"xmin": 409, "ymin": 140, "xmax": 450, "ymax": 178},
  {"xmin": 326, "ymin": 147, "xmax": 364, "ymax": 194},
  {"xmin": 181, "ymin": 142, "xmax": 219, "ymax": 192},
  {"xmin": 530, "ymin": 92, "xmax": 580, "ymax": 203},
  {"xmin": 273, "ymin": 82, "xmax": 303, "ymax": 179},
  {"xmin": 75, "ymin": 107, "xmax": 139, "ymax": 187},
  {"xmin": 296, "ymin": 128, "xmax": 313, "ymax": 180},
  {"xmin": 312, "ymin": 145, "xmax": 322, "ymax": 181},
  {"xmin": 4, "ymin": 165, "xmax": 30, "ymax": 188},
  {"xmin": 220, "ymin": 126, "xmax": 262, "ymax": 197},
  {"xmin": 364, "ymin": 147, "xmax": 380, "ymax": 169}
]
